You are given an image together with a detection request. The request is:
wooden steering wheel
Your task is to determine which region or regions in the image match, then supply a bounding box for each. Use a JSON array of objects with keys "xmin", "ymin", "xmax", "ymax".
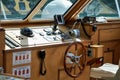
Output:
[{"xmin": 64, "ymin": 41, "xmax": 86, "ymax": 78}]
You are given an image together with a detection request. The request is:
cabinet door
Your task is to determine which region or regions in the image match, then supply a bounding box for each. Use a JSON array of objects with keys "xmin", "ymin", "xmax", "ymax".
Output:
[
  {"xmin": 99, "ymin": 28, "xmax": 120, "ymax": 41},
  {"xmin": 31, "ymin": 45, "xmax": 90, "ymax": 80},
  {"xmin": 31, "ymin": 46, "xmax": 68, "ymax": 80},
  {"xmin": 58, "ymin": 66, "xmax": 90, "ymax": 80},
  {"xmin": 75, "ymin": 66, "xmax": 90, "ymax": 80},
  {"xmin": 58, "ymin": 68, "xmax": 74, "ymax": 80},
  {"xmin": 104, "ymin": 51, "xmax": 113, "ymax": 63}
]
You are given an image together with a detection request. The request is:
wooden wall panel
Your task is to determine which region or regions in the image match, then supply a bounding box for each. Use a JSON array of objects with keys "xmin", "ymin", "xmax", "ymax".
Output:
[
  {"xmin": 0, "ymin": 28, "xmax": 5, "ymax": 67},
  {"xmin": 99, "ymin": 28, "xmax": 120, "ymax": 41},
  {"xmin": 4, "ymin": 44, "xmax": 90, "ymax": 80},
  {"xmin": 104, "ymin": 51, "xmax": 113, "ymax": 63},
  {"xmin": 91, "ymin": 22, "xmax": 120, "ymax": 64}
]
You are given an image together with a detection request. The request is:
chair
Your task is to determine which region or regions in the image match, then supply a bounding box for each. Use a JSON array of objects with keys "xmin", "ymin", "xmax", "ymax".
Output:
[{"xmin": 90, "ymin": 59, "xmax": 120, "ymax": 80}]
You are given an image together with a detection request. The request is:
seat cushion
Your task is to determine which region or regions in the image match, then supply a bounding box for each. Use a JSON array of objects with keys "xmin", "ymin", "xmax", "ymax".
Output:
[
  {"xmin": 114, "ymin": 67, "xmax": 120, "ymax": 80},
  {"xmin": 98, "ymin": 63, "xmax": 119, "ymax": 74},
  {"xmin": 90, "ymin": 68, "xmax": 115, "ymax": 79},
  {"xmin": 119, "ymin": 59, "xmax": 120, "ymax": 67},
  {"xmin": 90, "ymin": 63, "xmax": 119, "ymax": 79}
]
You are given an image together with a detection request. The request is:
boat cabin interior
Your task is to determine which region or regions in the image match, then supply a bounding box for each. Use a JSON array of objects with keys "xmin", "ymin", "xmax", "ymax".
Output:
[{"xmin": 0, "ymin": 0, "xmax": 120, "ymax": 80}]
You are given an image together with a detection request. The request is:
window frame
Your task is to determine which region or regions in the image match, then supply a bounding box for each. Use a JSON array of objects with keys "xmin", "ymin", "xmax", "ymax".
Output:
[{"xmin": 1, "ymin": 0, "xmax": 120, "ymax": 28}]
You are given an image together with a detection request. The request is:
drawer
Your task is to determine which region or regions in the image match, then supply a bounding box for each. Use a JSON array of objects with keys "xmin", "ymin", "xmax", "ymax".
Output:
[{"xmin": 99, "ymin": 28, "xmax": 120, "ymax": 41}]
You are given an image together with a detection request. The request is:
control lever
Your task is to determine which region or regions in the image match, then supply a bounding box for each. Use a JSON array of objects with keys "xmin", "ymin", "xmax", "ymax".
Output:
[
  {"xmin": 87, "ymin": 45, "xmax": 92, "ymax": 57},
  {"xmin": 38, "ymin": 50, "xmax": 46, "ymax": 75},
  {"xmin": 52, "ymin": 14, "xmax": 65, "ymax": 35}
]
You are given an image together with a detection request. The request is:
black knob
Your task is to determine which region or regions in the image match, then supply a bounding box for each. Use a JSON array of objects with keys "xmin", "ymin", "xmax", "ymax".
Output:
[
  {"xmin": 38, "ymin": 50, "xmax": 46, "ymax": 75},
  {"xmin": 87, "ymin": 45, "xmax": 92, "ymax": 57},
  {"xmin": 38, "ymin": 50, "xmax": 45, "ymax": 59},
  {"xmin": 92, "ymin": 25, "xmax": 97, "ymax": 32}
]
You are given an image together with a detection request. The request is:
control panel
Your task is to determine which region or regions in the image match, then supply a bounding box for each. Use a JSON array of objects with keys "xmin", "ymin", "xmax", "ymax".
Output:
[
  {"xmin": 5, "ymin": 27, "xmax": 72, "ymax": 48},
  {"xmin": 0, "ymin": 74, "xmax": 24, "ymax": 80}
]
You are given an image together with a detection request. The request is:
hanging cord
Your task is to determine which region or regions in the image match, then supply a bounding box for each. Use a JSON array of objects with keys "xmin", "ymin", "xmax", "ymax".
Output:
[
  {"xmin": 79, "ymin": 19, "xmax": 91, "ymax": 38},
  {"xmin": 40, "ymin": 58, "xmax": 46, "ymax": 75},
  {"xmin": 38, "ymin": 50, "xmax": 46, "ymax": 75},
  {"xmin": 66, "ymin": 20, "xmax": 81, "ymax": 41},
  {"xmin": 72, "ymin": 20, "xmax": 78, "ymax": 29},
  {"xmin": 72, "ymin": 19, "xmax": 91, "ymax": 38}
]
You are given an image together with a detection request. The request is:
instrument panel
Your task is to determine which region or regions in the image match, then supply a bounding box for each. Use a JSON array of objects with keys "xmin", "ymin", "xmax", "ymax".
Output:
[
  {"xmin": 0, "ymin": 74, "xmax": 24, "ymax": 80},
  {"xmin": 5, "ymin": 27, "xmax": 72, "ymax": 48}
]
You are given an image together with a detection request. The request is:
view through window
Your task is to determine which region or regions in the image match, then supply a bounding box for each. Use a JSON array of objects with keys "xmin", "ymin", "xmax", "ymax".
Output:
[
  {"xmin": 0, "ymin": 0, "xmax": 77, "ymax": 20},
  {"xmin": 33, "ymin": 0, "xmax": 76, "ymax": 19},
  {"xmin": 0, "ymin": 0, "xmax": 40, "ymax": 20},
  {"xmin": 0, "ymin": 0, "xmax": 120, "ymax": 20},
  {"xmin": 79, "ymin": 0, "xmax": 120, "ymax": 19}
]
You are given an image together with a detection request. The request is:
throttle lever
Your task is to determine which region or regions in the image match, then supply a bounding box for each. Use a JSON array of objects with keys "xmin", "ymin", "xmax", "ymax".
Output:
[{"xmin": 38, "ymin": 50, "xmax": 46, "ymax": 75}]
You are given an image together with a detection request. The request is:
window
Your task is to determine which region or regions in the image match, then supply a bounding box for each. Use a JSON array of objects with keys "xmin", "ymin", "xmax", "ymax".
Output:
[
  {"xmin": 19, "ymin": 1, "xmax": 26, "ymax": 10},
  {"xmin": 1, "ymin": 0, "xmax": 119, "ymax": 21},
  {"xmin": 79, "ymin": 0, "xmax": 120, "ymax": 19},
  {"xmin": 0, "ymin": 0, "xmax": 77, "ymax": 20},
  {"xmin": 33, "ymin": 0, "xmax": 77, "ymax": 20},
  {"xmin": 0, "ymin": 0, "xmax": 39, "ymax": 20}
]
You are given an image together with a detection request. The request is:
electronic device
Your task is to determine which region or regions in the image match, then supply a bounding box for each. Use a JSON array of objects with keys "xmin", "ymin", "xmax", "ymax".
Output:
[
  {"xmin": 52, "ymin": 14, "xmax": 65, "ymax": 34},
  {"xmin": 54, "ymin": 14, "xmax": 65, "ymax": 25},
  {"xmin": 82, "ymin": 16, "xmax": 96, "ymax": 23},
  {"xmin": 20, "ymin": 27, "xmax": 34, "ymax": 37}
]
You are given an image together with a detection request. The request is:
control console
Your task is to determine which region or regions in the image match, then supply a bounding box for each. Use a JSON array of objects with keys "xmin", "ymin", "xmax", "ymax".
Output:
[{"xmin": 5, "ymin": 26, "xmax": 72, "ymax": 48}]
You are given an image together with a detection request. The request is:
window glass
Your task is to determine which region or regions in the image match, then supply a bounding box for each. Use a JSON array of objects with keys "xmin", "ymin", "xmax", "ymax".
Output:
[
  {"xmin": 0, "ymin": 0, "xmax": 77, "ymax": 20},
  {"xmin": 79, "ymin": 0, "xmax": 120, "ymax": 19},
  {"xmin": 119, "ymin": 0, "xmax": 120, "ymax": 7},
  {"xmin": 33, "ymin": 0, "xmax": 77, "ymax": 20},
  {"xmin": 19, "ymin": 1, "xmax": 26, "ymax": 10},
  {"xmin": 0, "ymin": 0, "xmax": 40, "ymax": 20}
]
